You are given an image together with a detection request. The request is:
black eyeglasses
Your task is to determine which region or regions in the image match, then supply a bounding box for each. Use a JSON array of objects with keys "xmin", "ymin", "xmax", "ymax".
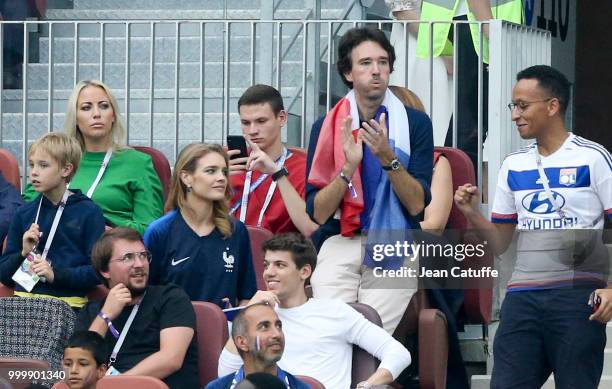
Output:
[
  {"xmin": 110, "ymin": 251, "xmax": 152, "ymax": 265},
  {"xmin": 507, "ymin": 97, "xmax": 554, "ymax": 113}
]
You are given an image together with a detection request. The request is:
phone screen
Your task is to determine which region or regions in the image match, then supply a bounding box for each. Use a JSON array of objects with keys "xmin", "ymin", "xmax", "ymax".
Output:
[{"xmin": 227, "ymin": 135, "xmax": 248, "ymax": 159}]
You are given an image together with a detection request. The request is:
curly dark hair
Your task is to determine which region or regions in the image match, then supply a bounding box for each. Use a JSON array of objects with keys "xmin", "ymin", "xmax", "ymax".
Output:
[{"xmin": 336, "ymin": 27, "xmax": 395, "ymax": 88}]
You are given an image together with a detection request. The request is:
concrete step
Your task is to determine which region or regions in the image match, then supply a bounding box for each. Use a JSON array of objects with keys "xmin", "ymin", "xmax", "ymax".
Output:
[
  {"xmin": 44, "ymin": 8, "xmax": 316, "ymax": 21},
  {"xmin": 471, "ymin": 375, "xmax": 612, "ymax": 388},
  {"xmin": 1, "ymin": 112, "xmax": 232, "ymax": 140},
  {"xmin": 71, "ymin": 0, "xmax": 347, "ymax": 11},
  {"xmin": 38, "ymin": 34, "xmax": 305, "ymax": 64},
  {"xmin": 40, "ymin": 21, "xmax": 311, "ymax": 39},
  {"xmin": 0, "ymin": 87, "xmax": 300, "ymax": 114},
  {"xmin": 24, "ymin": 62, "xmax": 303, "ymax": 90}
]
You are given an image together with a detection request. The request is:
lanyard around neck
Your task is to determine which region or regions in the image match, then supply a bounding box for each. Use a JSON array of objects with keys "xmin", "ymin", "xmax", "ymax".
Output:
[
  {"xmin": 534, "ymin": 148, "xmax": 566, "ymax": 219},
  {"xmin": 230, "ymin": 366, "xmax": 290, "ymax": 389},
  {"xmin": 231, "ymin": 147, "xmax": 290, "ymax": 227},
  {"xmin": 33, "ymin": 189, "xmax": 70, "ymax": 263},
  {"xmin": 109, "ymin": 293, "xmax": 146, "ymax": 365},
  {"xmin": 86, "ymin": 148, "xmax": 113, "ymax": 198}
]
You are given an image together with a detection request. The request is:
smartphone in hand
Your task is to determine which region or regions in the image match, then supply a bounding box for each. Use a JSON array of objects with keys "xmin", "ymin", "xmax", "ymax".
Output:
[{"xmin": 227, "ymin": 135, "xmax": 249, "ymax": 160}]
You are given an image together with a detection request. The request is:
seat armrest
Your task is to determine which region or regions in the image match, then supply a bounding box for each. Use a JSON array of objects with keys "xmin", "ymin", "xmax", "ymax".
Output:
[{"xmin": 418, "ymin": 308, "xmax": 448, "ymax": 389}]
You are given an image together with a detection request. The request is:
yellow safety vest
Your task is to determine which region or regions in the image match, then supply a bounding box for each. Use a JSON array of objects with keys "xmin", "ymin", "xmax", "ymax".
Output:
[{"xmin": 416, "ymin": 0, "xmax": 523, "ymax": 63}]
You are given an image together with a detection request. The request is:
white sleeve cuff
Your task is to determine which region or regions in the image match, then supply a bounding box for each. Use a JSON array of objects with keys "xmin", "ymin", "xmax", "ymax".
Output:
[{"xmin": 218, "ymin": 348, "xmax": 243, "ymax": 377}]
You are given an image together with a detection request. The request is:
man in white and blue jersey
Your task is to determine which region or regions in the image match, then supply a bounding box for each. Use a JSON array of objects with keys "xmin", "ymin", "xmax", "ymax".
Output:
[{"xmin": 455, "ymin": 65, "xmax": 612, "ymax": 388}]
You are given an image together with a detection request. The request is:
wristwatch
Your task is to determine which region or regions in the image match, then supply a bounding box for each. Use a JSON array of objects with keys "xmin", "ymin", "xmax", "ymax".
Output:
[
  {"xmin": 382, "ymin": 157, "xmax": 401, "ymax": 171},
  {"xmin": 271, "ymin": 167, "xmax": 289, "ymax": 181},
  {"xmin": 356, "ymin": 381, "xmax": 372, "ymax": 389}
]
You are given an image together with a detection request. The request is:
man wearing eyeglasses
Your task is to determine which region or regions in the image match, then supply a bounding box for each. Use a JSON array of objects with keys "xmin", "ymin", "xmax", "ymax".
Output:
[
  {"xmin": 455, "ymin": 65, "xmax": 612, "ymax": 388},
  {"xmin": 76, "ymin": 227, "xmax": 199, "ymax": 389}
]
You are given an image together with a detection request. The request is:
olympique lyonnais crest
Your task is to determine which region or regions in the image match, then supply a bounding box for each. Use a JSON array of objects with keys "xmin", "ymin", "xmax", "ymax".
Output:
[{"xmin": 559, "ymin": 168, "xmax": 577, "ymax": 186}]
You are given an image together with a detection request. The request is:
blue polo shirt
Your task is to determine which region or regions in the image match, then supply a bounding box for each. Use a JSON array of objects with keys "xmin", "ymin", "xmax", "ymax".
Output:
[{"xmin": 144, "ymin": 210, "xmax": 257, "ymax": 306}]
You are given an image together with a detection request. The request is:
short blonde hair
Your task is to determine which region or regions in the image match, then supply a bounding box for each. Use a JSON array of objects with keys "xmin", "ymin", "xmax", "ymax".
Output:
[
  {"xmin": 64, "ymin": 80, "xmax": 126, "ymax": 151},
  {"xmin": 29, "ymin": 132, "xmax": 82, "ymax": 181}
]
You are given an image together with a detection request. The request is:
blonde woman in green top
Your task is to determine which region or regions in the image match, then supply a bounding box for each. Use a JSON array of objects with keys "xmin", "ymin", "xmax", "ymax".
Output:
[{"xmin": 24, "ymin": 80, "xmax": 163, "ymax": 234}]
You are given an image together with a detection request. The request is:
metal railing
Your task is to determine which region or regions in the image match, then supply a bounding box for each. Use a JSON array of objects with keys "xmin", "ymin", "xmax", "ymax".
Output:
[{"xmin": 0, "ymin": 19, "xmax": 550, "ymax": 193}]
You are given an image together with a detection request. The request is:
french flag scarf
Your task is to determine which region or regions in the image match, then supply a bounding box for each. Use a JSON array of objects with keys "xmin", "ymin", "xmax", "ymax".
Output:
[{"xmin": 308, "ymin": 89, "xmax": 413, "ymax": 269}]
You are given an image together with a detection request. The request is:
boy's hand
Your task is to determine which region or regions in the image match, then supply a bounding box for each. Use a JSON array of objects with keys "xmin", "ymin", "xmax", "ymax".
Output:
[
  {"xmin": 101, "ymin": 283, "xmax": 133, "ymax": 320},
  {"xmin": 21, "ymin": 223, "xmax": 41, "ymax": 257},
  {"xmin": 245, "ymin": 139, "xmax": 277, "ymax": 175},
  {"xmin": 31, "ymin": 258, "xmax": 54, "ymax": 283},
  {"xmin": 247, "ymin": 290, "xmax": 280, "ymax": 308},
  {"xmin": 228, "ymin": 149, "xmax": 249, "ymax": 175}
]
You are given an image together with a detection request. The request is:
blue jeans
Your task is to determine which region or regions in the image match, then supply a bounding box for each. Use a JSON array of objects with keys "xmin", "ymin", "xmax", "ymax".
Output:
[{"xmin": 491, "ymin": 287, "xmax": 606, "ymax": 389}]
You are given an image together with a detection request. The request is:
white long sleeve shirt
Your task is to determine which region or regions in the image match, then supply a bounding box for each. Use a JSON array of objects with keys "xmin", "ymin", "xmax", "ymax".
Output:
[{"xmin": 218, "ymin": 298, "xmax": 411, "ymax": 389}]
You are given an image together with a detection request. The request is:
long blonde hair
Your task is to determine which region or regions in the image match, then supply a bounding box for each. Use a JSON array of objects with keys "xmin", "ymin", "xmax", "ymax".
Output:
[
  {"xmin": 64, "ymin": 80, "xmax": 127, "ymax": 151},
  {"xmin": 166, "ymin": 143, "xmax": 233, "ymax": 238}
]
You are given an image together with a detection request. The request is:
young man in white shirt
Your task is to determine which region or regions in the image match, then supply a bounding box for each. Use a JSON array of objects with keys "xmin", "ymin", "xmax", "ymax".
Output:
[
  {"xmin": 218, "ymin": 233, "xmax": 411, "ymax": 389},
  {"xmin": 455, "ymin": 65, "xmax": 612, "ymax": 388}
]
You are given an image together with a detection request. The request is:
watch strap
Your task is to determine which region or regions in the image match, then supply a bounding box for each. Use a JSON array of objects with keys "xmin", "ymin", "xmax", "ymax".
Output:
[
  {"xmin": 271, "ymin": 167, "xmax": 289, "ymax": 181},
  {"xmin": 382, "ymin": 157, "xmax": 400, "ymax": 171}
]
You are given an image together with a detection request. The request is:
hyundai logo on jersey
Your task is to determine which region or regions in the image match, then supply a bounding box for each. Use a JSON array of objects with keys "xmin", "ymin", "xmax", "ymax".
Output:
[{"xmin": 522, "ymin": 190, "xmax": 566, "ymax": 214}]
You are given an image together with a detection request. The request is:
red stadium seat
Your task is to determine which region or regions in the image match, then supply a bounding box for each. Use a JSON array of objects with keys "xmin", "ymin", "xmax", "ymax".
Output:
[
  {"xmin": 54, "ymin": 376, "xmax": 169, "ymax": 389},
  {"xmin": 348, "ymin": 302, "xmax": 382, "ymax": 388},
  {"xmin": 296, "ymin": 375, "xmax": 326, "ymax": 389},
  {"xmin": 0, "ymin": 148, "xmax": 21, "ymax": 190},
  {"xmin": 132, "ymin": 146, "xmax": 172, "ymax": 202},
  {"xmin": 0, "ymin": 282, "xmax": 14, "ymax": 297},
  {"xmin": 192, "ymin": 301, "xmax": 229, "ymax": 387},
  {"xmin": 246, "ymin": 226, "xmax": 274, "ymax": 291},
  {"xmin": 86, "ymin": 284, "xmax": 109, "ymax": 301},
  {"xmin": 392, "ymin": 290, "xmax": 448, "ymax": 389},
  {"xmin": 435, "ymin": 146, "xmax": 492, "ymax": 324}
]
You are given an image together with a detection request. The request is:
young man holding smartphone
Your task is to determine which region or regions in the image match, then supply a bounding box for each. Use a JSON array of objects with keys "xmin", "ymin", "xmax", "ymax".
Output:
[{"xmin": 228, "ymin": 84, "xmax": 318, "ymax": 236}]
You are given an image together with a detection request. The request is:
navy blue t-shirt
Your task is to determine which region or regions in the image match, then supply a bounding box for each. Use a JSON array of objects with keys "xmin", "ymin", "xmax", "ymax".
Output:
[{"xmin": 144, "ymin": 210, "xmax": 257, "ymax": 306}]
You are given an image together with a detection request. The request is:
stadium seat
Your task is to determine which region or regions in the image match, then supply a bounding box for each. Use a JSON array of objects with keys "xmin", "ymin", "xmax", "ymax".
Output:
[
  {"xmin": 87, "ymin": 284, "xmax": 109, "ymax": 301},
  {"xmin": 348, "ymin": 302, "xmax": 382, "ymax": 389},
  {"xmin": 192, "ymin": 301, "xmax": 229, "ymax": 387},
  {"xmin": 0, "ymin": 357, "xmax": 51, "ymax": 389},
  {"xmin": 246, "ymin": 226, "xmax": 274, "ymax": 291},
  {"xmin": 418, "ymin": 309, "xmax": 449, "ymax": 389},
  {"xmin": 132, "ymin": 146, "xmax": 172, "ymax": 201},
  {"xmin": 0, "ymin": 283, "xmax": 14, "ymax": 297},
  {"xmin": 392, "ymin": 290, "xmax": 448, "ymax": 389},
  {"xmin": 435, "ymin": 146, "xmax": 492, "ymax": 324},
  {"xmin": 0, "ymin": 148, "xmax": 21, "ymax": 190},
  {"xmin": 53, "ymin": 376, "xmax": 171, "ymax": 389},
  {"xmin": 98, "ymin": 376, "xmax": 170, "ymax": 389},
  {"xmin": 53, "ymin": 376, "xmax": 170, "ymax": 389},
  {"xmin": 296, "ymin": 375, "xmax": 326, "ymax": 389}
]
